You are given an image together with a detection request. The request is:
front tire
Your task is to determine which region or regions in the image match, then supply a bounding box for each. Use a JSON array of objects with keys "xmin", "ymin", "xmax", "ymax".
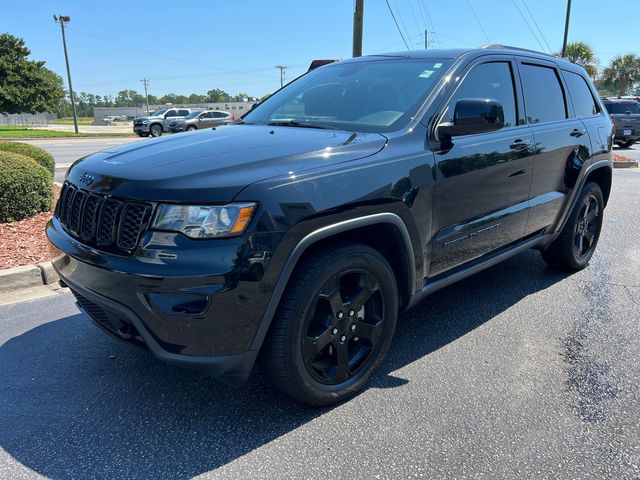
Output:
[
  {"xmin": 186, "ymin": 125, "xmax": 197, "ymax": 131},
  {"xmin": 542, "ymin": 182, "xmax": 604, "ymax": 270},
  {"xmin": 259, "ymin": 242, "xmax": 398, "ymax": 406},
  {"xmin": 150, "ymin": 124, "xmax": 163, "ymax": 137}
]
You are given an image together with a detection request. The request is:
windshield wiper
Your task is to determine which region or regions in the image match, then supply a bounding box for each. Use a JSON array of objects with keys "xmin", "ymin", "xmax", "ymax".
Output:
[{"xmin": 267, "ymin": 120, "xmax": 338, "ymax": 130}]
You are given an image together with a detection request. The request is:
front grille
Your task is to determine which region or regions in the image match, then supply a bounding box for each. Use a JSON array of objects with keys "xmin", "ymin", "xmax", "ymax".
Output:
[{"xmin": 55, "ymin": 182, "xmax": 152, "ymax": 255}]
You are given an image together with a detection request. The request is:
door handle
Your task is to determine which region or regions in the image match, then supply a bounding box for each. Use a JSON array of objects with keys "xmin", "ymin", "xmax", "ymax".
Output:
[
  {"xmin": 570, "ymin": 128, "xmax": 587, "ymax": 137},
  {"xmin": 509, "ymin": 139, "xmax": 531, "ymax": 151}
]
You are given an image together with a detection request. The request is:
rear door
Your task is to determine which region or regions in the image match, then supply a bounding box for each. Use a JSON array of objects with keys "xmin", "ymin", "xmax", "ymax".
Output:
[
  {"xmin": 429, "ymin": 58, "xmax": 535, "ymax": 276},
  {"xmin": 517, "ymin": 59, "xmax": 592, "ymax": 235}
]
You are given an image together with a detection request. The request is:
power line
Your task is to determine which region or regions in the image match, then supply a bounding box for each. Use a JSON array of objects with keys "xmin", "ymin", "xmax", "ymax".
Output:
[
  {"xmin": 391, "ymin": 0, "xmax": 414, "ymax": 50},
  {"xmin": 385, "ymin": 0, "xmax": 410, "ymax": 50},
  {"xmin": 421, "ymin": 0, "xmax": 442, "ymax": 48},
  {"xmin": 511, "ymin": 0, "xmax": 547, "ymax": 53},
  {"xmin": 465, "ymin": 0, "xmax": 491, "ymax": 43},
  {"xmin": 65, "ymin": 27, "xmax": 278, "ymax": 80},
  {"xmin": 521, "ymin": 0, "xmax": 553, "ymax": 53}
]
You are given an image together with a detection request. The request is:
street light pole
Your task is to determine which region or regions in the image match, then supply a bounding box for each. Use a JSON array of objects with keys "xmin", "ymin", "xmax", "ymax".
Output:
[
  {"xmin": 276, "ymin": 65, "xmax": 286, "ymax": 88},
  {"xmin": 53, "ymin": 14, "xmax": 78, "ymax": 134},
  {"xmin": 140, "ymin": 78, "xmax": 150, "ymax": 115},
  {"xmin": 561, "ymin": 0, "xmax": 572, "ymax": 57}
]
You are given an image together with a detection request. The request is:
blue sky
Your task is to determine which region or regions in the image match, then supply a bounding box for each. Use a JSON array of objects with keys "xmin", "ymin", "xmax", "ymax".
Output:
[{"xmin": 2, "ymin": 0, "xmax": 635, "ymax": 98}]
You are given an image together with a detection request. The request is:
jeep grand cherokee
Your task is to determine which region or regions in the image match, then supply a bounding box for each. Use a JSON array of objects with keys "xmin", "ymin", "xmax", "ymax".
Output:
[{"xmin": 47, "ymin": 45, "xmax": 613, "ymax": 406}]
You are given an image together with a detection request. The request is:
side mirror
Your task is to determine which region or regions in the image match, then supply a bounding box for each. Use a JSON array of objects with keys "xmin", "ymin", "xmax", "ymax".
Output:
[
  {"xmin": 164, "ymin": 114, "xmax": 169, "ymax": 119},
  {"xmin": 438, "ymin": 98, "xmax": 505, "ymax": 139}
]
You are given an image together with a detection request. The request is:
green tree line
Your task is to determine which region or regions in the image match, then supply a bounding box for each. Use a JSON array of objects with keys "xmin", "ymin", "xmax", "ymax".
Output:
[{"xmin": 59, "ymin": 89, "xmax": 257, "ymax": 117}]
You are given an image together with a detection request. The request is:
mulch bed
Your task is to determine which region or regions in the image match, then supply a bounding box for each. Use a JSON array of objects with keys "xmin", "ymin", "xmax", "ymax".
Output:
[
  {"xmin": 0, "ymin": 184, "xmax": 61, "ymax": 270},
  {"xmin": 613, "ymin": 153, "xmax": 635, "ymax": 163}
]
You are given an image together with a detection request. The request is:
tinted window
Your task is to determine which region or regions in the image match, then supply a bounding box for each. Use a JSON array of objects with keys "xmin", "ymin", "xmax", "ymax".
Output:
[
  {"xmin": 244, "ymin": 59, "xmax": 453, "ymax": 133},
  {"xmin": 178, "ymin": 109, "xmax": 190, "ymax": 116},
  {"xmin": 520, "ymin": 64, "xmax": 567, "ymax": 123},
  {"xmin": 563, "ymin": 71, "xmax": 598, "ymax": 117},
  {"xmin": 213, "ymin": 112, "xmax": 228, "ymax": 118},
  {"xmin": 200, "ymin": 112, "xmax": 212, "ymax": 119},
  {"xmin": 603, "ymin": 101, "xmax": 640, "ymax": 114},
  {"xmin": 165, "ymin": 110, "xmax": 178, "ymax": 117},
  {"xmin": 441, "ymin": 62, "xmax": 517, "ymax": 128}
]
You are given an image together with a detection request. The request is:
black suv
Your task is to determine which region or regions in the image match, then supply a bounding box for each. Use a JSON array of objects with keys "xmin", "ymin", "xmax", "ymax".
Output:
[
  {"xmin": 602, "ymin": 97, "xmax": 640, "ymax": 148},
  {"xmin": 47, "ymin": 46, "xmax": 613, "ymax": 406}
]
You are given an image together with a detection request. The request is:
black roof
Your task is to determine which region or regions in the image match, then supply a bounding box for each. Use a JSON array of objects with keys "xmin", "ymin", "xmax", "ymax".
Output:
[{"xmin": 342, "ymin": 44, "xmax": 577, "ymax": 69}]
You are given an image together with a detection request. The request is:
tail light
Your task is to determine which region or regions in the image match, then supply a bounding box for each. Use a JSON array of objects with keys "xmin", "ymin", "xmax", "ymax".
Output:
[{"xmin": 232, "ymin": 115, "xmax": 236, "ymax": 121}]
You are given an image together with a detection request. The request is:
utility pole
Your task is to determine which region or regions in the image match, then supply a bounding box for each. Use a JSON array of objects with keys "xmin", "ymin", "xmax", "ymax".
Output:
[
  {"xmin": 561, "ymin": 0, "xmax": 572, "ymax": 57},
  {"xmin": 424, "ymin": 29, "xmax": 428, "ymax": 49},
  {"xmin": 53, "ymin": 15, "xmax": 78, "ymax": 134},
  {"xmin": 276, "ymin": 65, "xmax": 286, "ymax": 88},
  {"xmin": 140, "ymin": 78, "xmax": 150, "ymax": 115},
  {"xmin": 353, "ymin": 0, "xmax": 364, "ymax": 57}
]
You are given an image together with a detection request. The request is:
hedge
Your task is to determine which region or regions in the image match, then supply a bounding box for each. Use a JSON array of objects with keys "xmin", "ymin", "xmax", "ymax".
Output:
[
  {"xmin": 0, "ymin": 141, "xmax": 55, "ymax": 177},
  {"xmin": 0, "ymin": 151, "xmax": 54, "ymax": 223}
]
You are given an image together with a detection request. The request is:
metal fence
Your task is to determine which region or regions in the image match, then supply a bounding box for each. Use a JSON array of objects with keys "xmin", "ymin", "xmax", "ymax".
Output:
[{"xmin": 0, "ymin": 113, "xmax": 57, "ymax": 126}]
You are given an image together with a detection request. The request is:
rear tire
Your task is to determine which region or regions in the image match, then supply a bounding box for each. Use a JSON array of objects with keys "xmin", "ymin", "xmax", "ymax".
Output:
[
  {"xmin": 542, "ymin": 182, "xmax": 604, "ymax": 270},
  {"xmin": 150, "ymin": 124, "xmax": 163, "ymax": 137},
  {"xmin": 259, "ymin": 242, "xmax": 398, "ymax": 406},
  {"xmin": 187, "ymin": 125, "xmax": 197, "ymax": 131}
]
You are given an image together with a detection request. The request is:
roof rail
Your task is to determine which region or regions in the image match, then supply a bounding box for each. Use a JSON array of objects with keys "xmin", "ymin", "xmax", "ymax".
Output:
[{"xmin": 480, "ymin": 44, "xmax": 555, "ymax": 58}]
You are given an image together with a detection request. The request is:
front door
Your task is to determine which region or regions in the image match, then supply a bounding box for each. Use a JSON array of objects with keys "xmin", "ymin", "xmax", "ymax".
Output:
[{"xmin": 430, "ymin": 59, "xmax": 535, "ymax": 276}]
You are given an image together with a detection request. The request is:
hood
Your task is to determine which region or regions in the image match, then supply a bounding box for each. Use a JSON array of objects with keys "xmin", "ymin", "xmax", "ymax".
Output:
[
  {"xmin": 66, "ymin": 125, "xmax": 387, "ymax": 202},
  {"xmin": 134, "ymin": 115, "xmax": 163, "ymax": 122}
]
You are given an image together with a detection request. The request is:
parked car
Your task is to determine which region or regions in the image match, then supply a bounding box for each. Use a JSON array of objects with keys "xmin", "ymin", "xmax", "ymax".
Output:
[
  {"xmin": 167, "ymin": 110, "xmax": 235, "ymax": 133},
  {"xmin": 47, "ymin": 45, "xmax": 613, "ymax": 406},
  {"xmin": 602, "ymin": 97, "xmax": 640, "ymax": 148},
  {"xmin": 132, "ymin": 108, "xmax": 193, "ymax": 137}
]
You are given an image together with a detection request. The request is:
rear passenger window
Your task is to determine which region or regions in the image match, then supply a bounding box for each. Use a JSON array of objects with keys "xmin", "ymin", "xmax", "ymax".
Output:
[
  {"xmin": 563, "ymin": 71, "xmax": 598, "ymax": 117},
  {"xmin": 520, "ymin": 64, "xmax": 567, "ymax": 123},
  {"xmin": 442, "ymin": 62, "xmax": 517, "ymax": 128}
]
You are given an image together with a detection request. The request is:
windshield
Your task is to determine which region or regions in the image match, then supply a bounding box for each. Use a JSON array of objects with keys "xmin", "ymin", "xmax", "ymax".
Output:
[
  {"xmin": 150, "ymin": 109, "xmax": 168, "ymax": 117},
  {"xmin": 184, "ymin": 111, "xmax": 201, "ymax": 119},
  {"xmin": 605, "ymin": 102, "xmax": 640, "ymax": 114},
  {"xmin": 243, "ymin": 58, "xmax": 453, "ymax": 133}
]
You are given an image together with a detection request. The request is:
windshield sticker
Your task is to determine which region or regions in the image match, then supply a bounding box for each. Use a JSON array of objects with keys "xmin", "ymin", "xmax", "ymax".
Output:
[
  {"xmin": 419, "ymin": 70, "xmax": 435, "ymax": 78},
  {"xmin": 433, "ymin": 63, "xmax": 443, "ymax": 68}
]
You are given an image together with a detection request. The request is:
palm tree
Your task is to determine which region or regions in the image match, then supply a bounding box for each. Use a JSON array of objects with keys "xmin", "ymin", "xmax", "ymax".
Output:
[
  {"xmin": 602, "ymin": 54, "xmax": 640, "ymax": 96},
  {"xmin": 557, "ymin": 41, "xmax": 598, "ymax": 78}
]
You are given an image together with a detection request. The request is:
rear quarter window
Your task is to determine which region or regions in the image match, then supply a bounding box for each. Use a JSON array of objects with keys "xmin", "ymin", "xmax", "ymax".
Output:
[
  {"xmin": 520, "ymin": 63, "xmax": 567, "ymax": 124},
  {"xmin": 562, "ymin": 71, "xmax": 599, "ymax": 117}
]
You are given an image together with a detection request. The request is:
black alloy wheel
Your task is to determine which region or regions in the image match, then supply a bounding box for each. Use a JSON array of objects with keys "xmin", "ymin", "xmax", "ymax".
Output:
[
  {"xmin": 574, "ymin": 192, "xmax": 600, "ymax": 260},
  {"xmin": 303, "ymin": 268, "xmax": 386, "ymax": 384},
  {"xmin": 260, "ymin": 242, "xmax": 398, "ymax": 406},
  {"xmin": 542, "ymin": 182, "xmax": 604, "ymax": 270}
]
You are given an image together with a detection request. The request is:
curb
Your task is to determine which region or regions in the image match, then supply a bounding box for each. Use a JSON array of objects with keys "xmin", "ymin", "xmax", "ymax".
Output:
[
  {"xmin": 0, "ymin": 260, "xmax": 60, "ymax": 293},
  {"xmin": 613, "ymin": 160, "xmax": 639, "ymax": 169}
]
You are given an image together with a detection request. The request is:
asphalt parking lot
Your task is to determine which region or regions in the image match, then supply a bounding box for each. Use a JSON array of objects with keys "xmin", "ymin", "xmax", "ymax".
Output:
[{"xmin": 1, "ymin": 166, "xmax": 639, "ymax": 479}]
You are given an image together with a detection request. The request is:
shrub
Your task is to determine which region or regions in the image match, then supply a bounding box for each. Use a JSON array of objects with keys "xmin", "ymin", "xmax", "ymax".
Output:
[
  {"xmin": 0, "ymin": 151, "xmax": 54, "ymax": 223},
  {"xmin": 0, "ymin": 141, "xmax": 55, "ymax": 177}
]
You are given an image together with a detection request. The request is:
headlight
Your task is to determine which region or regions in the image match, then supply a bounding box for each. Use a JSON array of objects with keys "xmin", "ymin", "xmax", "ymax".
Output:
[{"xmin": 152, "ymin": 203, "xmax": 256, "ymax": 239}]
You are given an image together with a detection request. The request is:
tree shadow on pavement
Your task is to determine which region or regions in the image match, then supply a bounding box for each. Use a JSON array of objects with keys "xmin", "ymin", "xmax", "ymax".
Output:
[{"xmin": 0, "ymin": 250, "xmax": 569, "ymax": 479}]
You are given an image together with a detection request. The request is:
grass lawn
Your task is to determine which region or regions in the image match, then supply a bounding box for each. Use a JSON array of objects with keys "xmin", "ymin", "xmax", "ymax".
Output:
[
  {"xmin": 0, "ymin": 126, "xmax": 135, "ymax": 138},
  {"xmin": 56, "ymin": 117, "xmax": 95, "ymax": 125}
]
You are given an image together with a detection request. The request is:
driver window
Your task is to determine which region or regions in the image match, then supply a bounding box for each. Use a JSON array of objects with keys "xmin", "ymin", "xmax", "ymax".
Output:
[{"xmin": 441, "ymin": 62, "xmax": 517, "ymax": 128}]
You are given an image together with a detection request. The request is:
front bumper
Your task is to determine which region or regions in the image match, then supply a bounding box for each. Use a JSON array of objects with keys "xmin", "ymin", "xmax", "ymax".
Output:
[
  {"xmin": 46, "ymin": 216, "xmax": 281, "ymax": 386},
  {"xmin": 133, "ymin": 124, "xmax": 151, "ymax": 134}
]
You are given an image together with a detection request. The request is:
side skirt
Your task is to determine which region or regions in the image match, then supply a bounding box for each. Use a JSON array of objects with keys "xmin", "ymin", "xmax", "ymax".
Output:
[{"xmin": 407, "ymin": 232, "xmax": 552, "ymax": 310}]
